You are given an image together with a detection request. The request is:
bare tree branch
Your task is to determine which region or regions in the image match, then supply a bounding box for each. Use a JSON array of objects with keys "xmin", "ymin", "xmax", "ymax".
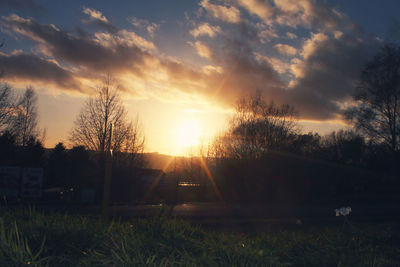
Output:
[
  {"xmin": 70, "ymin": 75, "xmax": 145, "ymax": 166},
  {"xmin": 345, "ymin": 44, "xmax": 400, "ymax": 152}
]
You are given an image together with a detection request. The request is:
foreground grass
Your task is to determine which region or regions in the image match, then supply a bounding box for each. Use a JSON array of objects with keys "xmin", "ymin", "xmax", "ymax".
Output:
[{"xmin": 0, "ymin": 206, "xmax": 399, "ymax": 266}]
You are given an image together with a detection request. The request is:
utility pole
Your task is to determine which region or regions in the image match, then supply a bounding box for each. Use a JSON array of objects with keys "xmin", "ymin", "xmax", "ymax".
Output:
[{"xmin": 102, "ymin": 123, "xmax": 113, "ymax": 220}]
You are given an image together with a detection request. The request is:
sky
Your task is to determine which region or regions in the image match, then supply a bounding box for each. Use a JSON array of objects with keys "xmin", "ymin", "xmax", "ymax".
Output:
[{"xmin": 1, "ymin": 0, "xmax": 400, "ymax": 155}]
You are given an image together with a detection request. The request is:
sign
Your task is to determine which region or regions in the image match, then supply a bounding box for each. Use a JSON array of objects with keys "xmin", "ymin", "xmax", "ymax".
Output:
[
  {"xmin": 0, "ymin": 166, "xmax": 20, "ymax": 198},
  {"xmin": 20, "ymin": 168, "xmax": 43, "ymax": 198}
]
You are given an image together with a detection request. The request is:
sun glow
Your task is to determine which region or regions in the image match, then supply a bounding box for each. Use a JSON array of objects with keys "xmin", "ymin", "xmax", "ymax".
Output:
[{"xmin": 175, "ymin": 119, "xmax": 202, "ymax": 149}]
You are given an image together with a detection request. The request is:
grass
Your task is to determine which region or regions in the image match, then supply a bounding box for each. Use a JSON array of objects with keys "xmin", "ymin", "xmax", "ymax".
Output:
[{"xmin": 0, "ymin": 205, "xmax": 399, "ymax": 266}]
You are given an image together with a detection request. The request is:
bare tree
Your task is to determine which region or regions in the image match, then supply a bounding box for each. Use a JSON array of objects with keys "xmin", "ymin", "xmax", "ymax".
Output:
[
  {"xmin": 0, "ymin": 41, "xmax": 12, "ymax": 131},
  {"xmin": 214, "ymin": 91, "xmax": 299, "ymax": 160},
  {"xmin": 0, "ymin": 83, "xmax": 13, "ymax": 132},
  {"xmin": 70, "ymin": 76, "xmax": 145, "ymax": 162},
  {"xmin": 345, "ymin": 44, "xmax": 400, "ymax": 153},
  {"xmin": 7, "ymin": 86, "xmax": 39, "ymax": 146}
]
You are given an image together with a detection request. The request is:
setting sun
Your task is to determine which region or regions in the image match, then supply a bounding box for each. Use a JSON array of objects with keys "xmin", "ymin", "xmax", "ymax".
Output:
[{"xmin": 175, "ymin": 119, "xmax": 202, "ymax": 149}]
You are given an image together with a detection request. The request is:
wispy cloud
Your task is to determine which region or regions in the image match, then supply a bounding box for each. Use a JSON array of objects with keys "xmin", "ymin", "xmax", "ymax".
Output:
[
  {"xmin": 83, "ymin": 7, "xmax": 108, "ymax": 23},
  {"xmin": 235, "ymin": 0, "xmax": 356, "ymax": 32},
  {"xmin": 190, "ymin": 22, "xmax": 221, "ymax": 38},
  {"xmin": 200, "ymin": 0, "xmax": 241, "ymax": 24},
  {"xmin": 190, "ymin": 41, "xmax": 213, "ymax": 59},
  {"xmin": 274, "ymin": 43, "xmax": 298, "ymax": 56},
  {"xmin": 129, "ymin": 16, "xmax": 160, "ymax": 38},
  {"xmin": 286, "ymin": 32, "xmax": 297, "ymax": 39},
  {"xmin": 82, "ymin": 7, "xmax": 118, "ymax": 33}
]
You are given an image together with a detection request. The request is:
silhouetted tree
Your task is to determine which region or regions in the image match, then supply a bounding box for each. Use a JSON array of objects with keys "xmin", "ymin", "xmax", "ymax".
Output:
[
  {"xmin": 320, "ymin": 130, "xmax": 365, "ymax": 165},
  {"xmin": 70, "ymin": 76, "xmax": 145, "ymax": 166},
  {"xmin": 46, "ymin": 142, "xmax": 69, "ymax": 187},
  {"xmin": 68, "ymin": 145, "xmax": 95, "ymax": 188},
  {"xmin": 290, "ymin": 132, "xmax": 321, "ymax": 156},
  {"xmin": 0, "ymin": 131, "xmax": 17, "ymax": 165},
  {"xmin": 346, "ymin": 44, "xmax": 400, "ymax": 153},
  {"xmin": 215, "ymin": 91, "xmax": 298, "ymax": 160},
  {"xmin": 20, "ymin": 136, "xmax": 45, "ymax": 167},
  {"xmin": 0, "ymin": 83, "xmax": 13, "ymax": 132},
  {"xmin": 7, "ymin": 86, "xmax": 40, "ymax": 146}
]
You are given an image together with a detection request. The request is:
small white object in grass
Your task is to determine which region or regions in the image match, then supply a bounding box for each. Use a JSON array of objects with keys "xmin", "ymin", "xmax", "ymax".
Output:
[{"xmin": 335, "ymin": 207, "xmax": 352, "ymax": 216}]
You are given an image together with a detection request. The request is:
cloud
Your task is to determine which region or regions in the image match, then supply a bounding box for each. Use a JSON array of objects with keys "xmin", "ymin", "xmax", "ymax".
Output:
[
  {"xmin": 146, "ymin": 23, "xmax": 159, "ymax": 38},
  {"xmin": 300, "ymin": 32, "xmax": 329, "ymax": 59},
  {"xmin": 285, "ymin": 33, "xmax": 379, "ymax": 119},
  {"xmin": 200, "ymin": 0, "xmax": 241, "ymax": 24},
  {"xmin": 0, "ymin": 52, "xmax": 81, "ymax": 91},
  {"xmin": 236, "ymin": 0, "xmax": 356, "ymax": 32},
  {"xmin": 0, "ymin": 14, "xmax": 208, "ymax": 100},
  {"xmin": 190, "ymin": 22, "xmax": 221, "ymax": 38},
  {"xmin": 129, "ymin": 17, "xmax": 146, "ymax": 28},
  {"xmin": 255, "ymin": 54, "xmax": 290, "ymax": 74},
  {"xmin": 237, "ymin": 0, "xmax": 274, "ymax": 20},
  {"xmin": 189, "ymin": 6, "xmax": 377, "ymax": 121},
  {"xmin": 274, "ymin": 43, "xmax": 298, "ymax": 56},
  {"xmin": 129, "ymin": 16, "xmax": 160, "ymax": 38},
  {"xmin": 286, "ymin": 32, "xmax": 297, "ymax": 39},
  {"xmin": 94, "ymin": 30, "xmax": 155, "ymax": 51},
  {"xmin": 202, "ymin": 65, "xmax": 223, "ymax": 74},
  {"xmin": 83, "ymin": 7, "xmax": 108, "ymax": 23},
  {"xmin": 200, "ymin": 48, "xmax": 286, "ymax": 107},
  {"xmin": 82, "ymin": 7, "xmax": 118, "ymax": 33},
  {"xmin": 258, "ymin": 27, "xmax": 278, "ymax": 43},
  {"xmin": 191, "ymin": 41, "xmax": 213, "ymax": 59},
  {"xmin": 0, "ymin": 8, "xmax": 380, "ymax": 122},
  {"xmin": 2, "ymin": 14, "xmax": 155, "ymax": 76}
]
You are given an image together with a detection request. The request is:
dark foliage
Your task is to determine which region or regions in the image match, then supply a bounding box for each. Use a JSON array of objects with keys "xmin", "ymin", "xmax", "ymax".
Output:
[{"xmin": 345, "ymin": 44, "xmax": 400, "ymax": 153}]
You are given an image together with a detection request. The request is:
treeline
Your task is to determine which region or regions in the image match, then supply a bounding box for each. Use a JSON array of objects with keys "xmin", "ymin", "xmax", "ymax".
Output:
[
  {"xmin": 207, "ymin": 93, "xmax": 398, "ymax": 177},
  {"xmin": 207, "ymin": 44, "xmax": 400, "ymax": 177},
  {"xmin": 0, "ymin": 134, "xmax": 150, "ymax": 203},
  {"xmin": 0, "ymin": 80, "xmax": 146, "ymax": 203},
  {"xmin": 197, "ymin": 44, "xmax": 400, "ymax": 204}
]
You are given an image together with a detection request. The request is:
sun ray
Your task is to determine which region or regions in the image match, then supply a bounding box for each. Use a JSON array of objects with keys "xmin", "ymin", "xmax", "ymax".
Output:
[
  {"xmin": 141, "ymin": 155, "xmax": 176, "ymax": 202},
  {"xmin": 199, "ymin": 156, "xmax": 224, "ymax": 202}
]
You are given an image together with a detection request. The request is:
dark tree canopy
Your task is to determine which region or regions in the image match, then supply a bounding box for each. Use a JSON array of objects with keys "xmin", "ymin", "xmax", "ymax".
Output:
[
  {"xmin": 212, "ymin": 91, "xmax": 298, "ymax": 160},
  {"xmin": 346, "ymin": 44, "xmax": 400, "ymax": 152}
]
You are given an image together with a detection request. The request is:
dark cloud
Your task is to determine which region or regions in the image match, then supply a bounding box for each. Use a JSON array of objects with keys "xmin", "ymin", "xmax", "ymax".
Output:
[
  {"xmin": 0, "ymin": 53, "xmax": 81, "ymax": 90},
  {"xmin": 2, "ymin": 14, "xmax": 151, "ymax": 76},
  {"xmin": 190, "ymin": 20, "xmax": 380, "ymax": 120},
  {"xmin": 192, "ymin": 2, "xmax": 380, "ymax": 120},
  {"xmin": 234, "ymin": 0, "xmax": 357, "ymax": 33},
  {"xmin": 286, "ymin": 34, "xmax": 379, "ymax": 119},
  {"xmin": 189, "ymin": 18, "xmax": 285, "ymax": 105}
]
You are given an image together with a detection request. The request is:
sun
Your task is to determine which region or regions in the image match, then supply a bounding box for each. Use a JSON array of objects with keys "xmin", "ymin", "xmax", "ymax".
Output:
[{"xmin": 175, "ymin": 119, "xmax": 202, "ymax": 149}]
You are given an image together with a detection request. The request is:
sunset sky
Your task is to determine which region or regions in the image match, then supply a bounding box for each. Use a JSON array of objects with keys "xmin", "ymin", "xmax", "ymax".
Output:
[{"xmin": 1, "ymin": 0, "xmax": 399, "ymax": 155}]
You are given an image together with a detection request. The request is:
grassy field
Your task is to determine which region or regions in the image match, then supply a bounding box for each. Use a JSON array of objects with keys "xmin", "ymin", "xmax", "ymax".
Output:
[{"xmin": 0, "ymin": 206, "xmax": 399, "ymax": 266}]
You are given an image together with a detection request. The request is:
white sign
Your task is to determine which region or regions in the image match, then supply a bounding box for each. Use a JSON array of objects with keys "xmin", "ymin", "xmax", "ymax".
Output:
[
  {"xmin": 20, "ymin": 168, "xmax": 43, "ymax": 198},
  {"xmin": 0, "ymin": 166, "xmax": 20, "ymax": 198}
]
